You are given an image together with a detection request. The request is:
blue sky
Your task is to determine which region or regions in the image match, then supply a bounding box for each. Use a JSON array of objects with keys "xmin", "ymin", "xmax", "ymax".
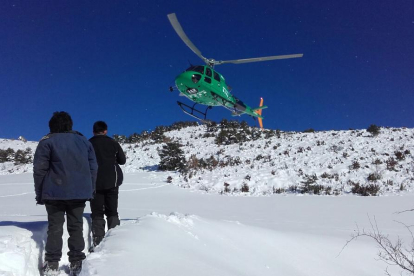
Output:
[{"xmin": 1, "ymin": 0, "xmax": 413, "ymax": 140}]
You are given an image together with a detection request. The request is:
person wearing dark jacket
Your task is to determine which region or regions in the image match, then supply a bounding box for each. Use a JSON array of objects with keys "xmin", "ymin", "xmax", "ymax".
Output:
[
  {"xmin": 89, "ymin": 121, "xmax": 126, "ymax": 249},
  {"xmin": 33, "ymin": 111, "xmax": 98, "ymax": 275}
]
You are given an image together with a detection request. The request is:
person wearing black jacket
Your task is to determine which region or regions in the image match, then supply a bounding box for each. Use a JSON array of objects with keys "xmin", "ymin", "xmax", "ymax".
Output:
[
  {"xmin": 34, "ymin": 111, "xmax": 97, "ymax": 275},
  {"xmin": 89, "ymin": 121, "xmax": 126, "ymax": 249}
]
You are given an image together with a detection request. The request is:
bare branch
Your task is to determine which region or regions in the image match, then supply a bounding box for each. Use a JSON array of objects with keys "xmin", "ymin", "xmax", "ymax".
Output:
[
  {"xmin": 342, "ymin": 216, "xmax": 414, "ymax": 275},
  {"xmin": 394, "ymin": 209, "xmax": 414, "ymax": 215}
]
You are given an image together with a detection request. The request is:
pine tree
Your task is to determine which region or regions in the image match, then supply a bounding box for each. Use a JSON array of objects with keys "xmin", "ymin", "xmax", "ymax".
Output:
[
  {"xmin": 158, "ymin": 142, "xmax": 186, "ymax": 172},
  {"xmin": 0, "ymin": 148, "xmax": 15, "ymax": 163}
]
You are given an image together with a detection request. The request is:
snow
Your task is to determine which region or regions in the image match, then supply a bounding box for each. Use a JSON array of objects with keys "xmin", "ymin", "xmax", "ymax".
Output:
[{"xmin": 1, "ymin": 126, "xmax": 414, "ymax": 275}]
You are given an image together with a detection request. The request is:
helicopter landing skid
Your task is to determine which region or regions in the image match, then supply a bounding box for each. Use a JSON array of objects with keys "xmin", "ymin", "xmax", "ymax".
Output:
[{"xmin": 177, "ymin": 101, "xmax": 212, "ymax": 122}]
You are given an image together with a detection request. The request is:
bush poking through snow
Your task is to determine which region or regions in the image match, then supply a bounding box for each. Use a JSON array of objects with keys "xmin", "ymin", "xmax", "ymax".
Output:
[
  {"xmin": 350, "ymin": 181, "xmax": 380, "ymax": 196},
  {"xmin": 395, "ymin": 151, "xmax": 405, "ymax": 161},
  {"xmin": 223, "ymin": 183, "xmax": 231, "ymax": 193},
  {"xmin": 386, "ymin": 157, "xmax": 398, "ymax": 171},
  {"xmin": 241, "ymin": 183, "xmax": 249, "ymax": 193},
  {"xmin": 0, "ymin": 148, "xmax": 32, "ymax": 164},
  {"xmin": 273, "ymin": 187, "xmax": 284, "ymax": 194},
  {"xmin": 367, "ymin": 124, "xmax": 381, "ymax": 137},
  {"xmin": 0, "ymin": 148, "xmax": 15, "ymax": 162},
  {"xmin": 367, "ymin": 172, "xmax": 382, "ymax": 182},
  {"xmin": 14, "ymin": 148, "xmax": 32, "ymax": 165},
  {"xmin": 349, "ymin": 160, "xmax": 361, "ymax": 170}
]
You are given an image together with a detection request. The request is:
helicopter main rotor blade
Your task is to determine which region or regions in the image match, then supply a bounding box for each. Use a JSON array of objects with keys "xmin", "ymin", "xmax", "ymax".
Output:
[
  {"xmin": 216, "ymin": 53, "xmax": 303, "ymax": 65},
  {"xmin": 167, "ymin": 13, "xmax": 207, "ymax": 63}
]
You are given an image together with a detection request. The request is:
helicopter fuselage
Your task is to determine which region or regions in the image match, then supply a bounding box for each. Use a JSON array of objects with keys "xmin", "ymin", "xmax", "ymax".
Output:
[{"xmin": 175, "ymin": 65, "xmax": 253, "ymax": 116}]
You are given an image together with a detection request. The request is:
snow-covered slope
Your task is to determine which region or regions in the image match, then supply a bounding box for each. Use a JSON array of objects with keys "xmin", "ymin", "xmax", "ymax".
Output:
[
  {"xmin": 164, "ymin": 126, "xmax": 414, "ymax": 195},
  {"xmin": 0, "ymin": 138, "xmax": 37, "ymax": 175},
  {"xmin": 1, "ymin": 125, "xmax": 413, "ymax": 195},
  {"xmin": 1, "ymin": 125, "xmax": 414, "ymax": 276}
]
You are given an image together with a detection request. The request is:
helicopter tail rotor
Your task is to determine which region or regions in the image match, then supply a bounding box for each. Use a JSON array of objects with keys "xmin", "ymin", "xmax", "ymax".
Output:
[{"xmin": 253, "ymin": 98, "xmax": 266, "ymax": 129}]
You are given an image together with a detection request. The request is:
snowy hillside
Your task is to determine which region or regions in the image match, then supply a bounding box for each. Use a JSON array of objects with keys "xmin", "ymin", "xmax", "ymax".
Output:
[
  {"xmin": 2, "ymin": 123, "xmax": 414, "ymax": 276},
  {"xmin": 2, "ymin": 123, "xmax": 413, "ymax": 196},
  {"xmin": 0, "ymin": 138, "xmax": 37, "ymax": 175}
]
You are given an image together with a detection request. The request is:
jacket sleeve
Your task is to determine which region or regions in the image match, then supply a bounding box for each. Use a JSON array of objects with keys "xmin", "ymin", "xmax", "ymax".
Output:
[
  {"xmin": 88, "ymin": 143, "xmax": 98, "ymax": 191},
  {"xmin": 116, "ymin": 142, "xmax": 126, "ymax": 165},
  {"xmin": 33, "ymin": 141, "xmax": 50, "ymax": 201}
]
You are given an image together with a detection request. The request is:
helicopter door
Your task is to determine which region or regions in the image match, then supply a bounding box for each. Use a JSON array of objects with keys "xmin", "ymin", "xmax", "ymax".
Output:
[{"xmin": 204, "ymin": 67, "xmax": 212, "ymax": 84}]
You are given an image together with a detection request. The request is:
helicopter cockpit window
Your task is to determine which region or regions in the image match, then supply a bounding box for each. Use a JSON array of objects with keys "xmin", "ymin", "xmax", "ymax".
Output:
[
  {"xmin": 192, "ymin": 74, "xmax": 201, "ymax": 83},
  {"xmin": 186, "ymin": 66, "xmax": 204, "ymax": 74},
  {"xmin": 206, "ymin": 68, "xmax": 212, "ymax": 77},
  {"xmin": 213, "ymin": 72, "xmax": 220, "ymax": 82}
]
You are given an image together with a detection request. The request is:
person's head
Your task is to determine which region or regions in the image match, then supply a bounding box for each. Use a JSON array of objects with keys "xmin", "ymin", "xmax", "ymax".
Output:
[
  {"xmin": 93, "ymin": 121, "xmax": 108, "ymax": 135},
  {"xmin": 49, "ymin": 111, "xmax": 73, "ymax": 133}
]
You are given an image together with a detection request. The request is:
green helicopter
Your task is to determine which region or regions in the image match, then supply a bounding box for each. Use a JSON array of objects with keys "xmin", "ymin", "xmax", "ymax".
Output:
[{"xmin": 167, "ymin": 13, "xmax": 303, "ymax": 128}]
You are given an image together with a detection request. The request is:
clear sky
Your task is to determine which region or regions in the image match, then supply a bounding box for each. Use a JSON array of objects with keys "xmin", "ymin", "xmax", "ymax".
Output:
[{"xmin": 1, "ymin": 0, "xmax": 413, "ymax": 141}]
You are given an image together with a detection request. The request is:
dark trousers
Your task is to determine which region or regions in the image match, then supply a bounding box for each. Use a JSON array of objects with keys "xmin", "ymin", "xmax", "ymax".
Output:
[
  {"xmin": 44, "ymin": 200, "xmax": 86, "ymax": 262},
  {"xmin": 90, "ymin": 187, "xmax": 120, "ymax": 238}
]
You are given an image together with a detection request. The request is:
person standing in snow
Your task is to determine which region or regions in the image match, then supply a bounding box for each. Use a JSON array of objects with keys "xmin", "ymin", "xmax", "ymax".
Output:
[
  {"xmin": 33, "ymin": 111, "xmax": 98, "ymax": 275},
  {"xmin": 89, "ymin": 121, "xmax": 126, "ymax": 250}
]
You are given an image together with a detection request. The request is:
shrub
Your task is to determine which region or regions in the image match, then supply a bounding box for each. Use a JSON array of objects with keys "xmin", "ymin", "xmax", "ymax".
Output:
[
  {"xmin": 350, "ymin": 181, "xmax": 380, "ymax": 196},
  {"xmin": 372, "ymin": 158, "xmax": 383, "ymax": 165},
  {"xmin": 301, "ymin": 174, "xmax": 318, "ymax": 185},
  {"xmin": 14, "ymin": 148, "xmax": 32, "ymax": 165},
  {"xmin": 241, "ymin": 183, "xmax": 249, "ymax": 192},
  {"xmin": 320, "ymin": 173, "xmax": 338, "ymax": 181},
  {"xmin": 158, "ymin": 142, "xmax": 186, "ymax": 172},
  {"xmin": 349, "ymin": 160, "xmax": 361, "ymax": 170},
  {"xmin": 300, "ymin": 174, "xmax": 323, "ymax": 194},
  {"xmin": 386, "ymin": 157, "xmax": 398, "ymax": 171},
  {"xmin": 215, "ymin": 129, "xmax": 230, "ymax": 145},
  {"xmin": 367, "ymin": 124, "xmax": 380, "ymax": 136},
  {"xmin": 273, "ymin": 187, "xmax": 285, "ymax": 194},
  {"xmin": 223, "ymin": 182, "xmax": 231, "ymax": 193},
  {"xmin": 0, "ymin": 148, "xmax": 15, "ymax": 163},
  {"xmin": 367, "ymin": 172, "xmax": 382, "ymax": 182},
  {"xmin": 255, "ymin": 154, "xmax": 264, "ymax": 161},
  {"xmin": 113, "ymin": 134, "xmax": 127, "ymax": 143},
  {"xmin": 395, "ymin": 151, "xmax": 405, "ymax": 161}
]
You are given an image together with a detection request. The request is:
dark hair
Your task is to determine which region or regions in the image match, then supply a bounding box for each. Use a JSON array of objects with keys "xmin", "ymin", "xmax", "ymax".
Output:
[
  {"xmin": 93, "ymin": 121, "xmax": 108, "ymax": 134},
  {"xmin": 49, "ymin": 111, "xmax": 73, "ymax": 133}
]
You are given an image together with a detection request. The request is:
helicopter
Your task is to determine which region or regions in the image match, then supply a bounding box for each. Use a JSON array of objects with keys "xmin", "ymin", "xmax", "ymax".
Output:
[{"xmin": 167, "ymin": 13, "xmax": 303, "ymax": 129}]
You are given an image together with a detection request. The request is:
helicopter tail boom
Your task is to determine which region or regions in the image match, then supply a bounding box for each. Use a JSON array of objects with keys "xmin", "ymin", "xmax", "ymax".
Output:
[{"xmin": 252, "ymin": 105, "xmax": 267, "ymax": 113}]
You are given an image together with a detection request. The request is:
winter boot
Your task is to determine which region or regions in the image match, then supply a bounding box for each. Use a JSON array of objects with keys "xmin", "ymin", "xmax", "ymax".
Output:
[
  {"xmin": 69, "ymin": 260, "xmax": 82, "ymax": 276},
  {"xmin": 107, "ymin": 216, "xmax": 120, "ymax": 230},
  {"xmin": 89, "ymin": 236, "xmax": 104, "ymax": 252},
  {"xmin": 93, "ymin": 235, "xmax": 104, "ymax": 247},
  {"xmin": 42, "ymin": 261, "xmax": 59, "ymax": 276}
]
